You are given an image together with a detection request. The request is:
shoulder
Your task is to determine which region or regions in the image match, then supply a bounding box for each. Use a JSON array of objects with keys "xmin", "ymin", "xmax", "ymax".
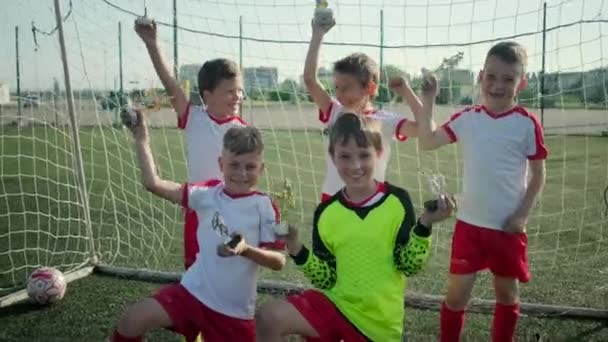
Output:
[
  {"xmin": 190, "ymin": 179, "xmax": 222, "ymax": 189},
  {"xmin": 450, "ymin": 105, "xmax": 482, "ymax": 121},
  {"xmin": 187, "ymin": 179, "xmax": 223, "ymax": 197},
  {"xmin": 512, "ymin": 106, "xmax": 542, "ymax": 128},
  {"xmin": 313, "ymin": 193, "xmax": 341, "ymax": 222},
  {"xmin": 384, "ymin": 183, "xmax": 414, "ymax": 205}
]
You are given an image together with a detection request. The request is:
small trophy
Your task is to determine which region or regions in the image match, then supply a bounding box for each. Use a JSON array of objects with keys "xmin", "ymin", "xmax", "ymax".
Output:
[
  {"xmin": 420, "ymin": 170, "xmax": 447, "ymax": 212},
  {"xmin": 271, "ymin": 179, "xmax": 296, "ymax": 235},
  {"xmin": 120, "ymin": 107, "xmax": 139, "ymax": 127},
  {"xmin": 211, "ymin": 212, "xmax": 242, "ymax": 248},
  {"xmin": 314, "ymin": 0, "xmax": 334, "ymax": 30}
]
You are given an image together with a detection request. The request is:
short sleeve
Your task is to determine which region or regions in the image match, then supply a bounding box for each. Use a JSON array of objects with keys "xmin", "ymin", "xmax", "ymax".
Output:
[
  {"xmin": 184, "ymin": 179, "xmax": 222, "ymax": 210},
  {"xmin": 525, "ymin": 114, "xmax": 548, "ymax": 160},
  {"xmin": 177, "ymin": 102, "xmax": 192, "ymax": 129},
  {"xmin": 374, "ymin": 111, "xmax": 409, "ymax": 142},
  {"xmin": 320, "ymin": 99, "xmax": 344, "ymax": 126},
  {"xmin": 258, "ymin": 197, "xmax": 284, "ymax": 250},
  {"xmin": 441, "ymin": 110, "xmax": 468, "ymax": 143}
]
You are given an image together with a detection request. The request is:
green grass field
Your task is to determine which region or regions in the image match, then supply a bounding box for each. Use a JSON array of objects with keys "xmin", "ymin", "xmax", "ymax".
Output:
[{"xmin": 1, "ymin": 125, "xmax": 608, "ymax": 341}]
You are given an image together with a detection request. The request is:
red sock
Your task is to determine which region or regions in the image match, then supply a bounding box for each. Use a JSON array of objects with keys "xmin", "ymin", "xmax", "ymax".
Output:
[
  {"xmin": 440, "ymin": 301, "xmax": 466, "ymax": 342},
  {"xmin": 492, "ymin": 302, "xmax": 520, "ymax": 342},
  {"xmin": 111, "ymin": 330, "xmax": 142, "ymax": 342}
]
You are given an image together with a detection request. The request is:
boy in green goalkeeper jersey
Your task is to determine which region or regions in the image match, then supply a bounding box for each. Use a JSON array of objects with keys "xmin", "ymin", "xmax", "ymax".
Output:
[{"xmin": 256, "ymin": 113, "xmax": 456, "ymax": 341}]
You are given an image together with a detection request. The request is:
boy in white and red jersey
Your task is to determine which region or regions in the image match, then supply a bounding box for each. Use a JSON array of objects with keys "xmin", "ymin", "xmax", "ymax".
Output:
[
  {"xmin": 302, "ymin": 14, "xmax": 425, "ymax": 201},
  {"xmin": 416, "ymin": 41, "xmax": 548, "ymax": 342},
  {"xmin": 135, "ymin": 19, "xmax": 246, "ymax": 269},
  {"xmin": 111, "ymin": 112, "xmax": 285, "ymax": 342}
]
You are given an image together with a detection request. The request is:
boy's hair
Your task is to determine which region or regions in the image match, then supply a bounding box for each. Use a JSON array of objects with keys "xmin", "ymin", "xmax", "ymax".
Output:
[
  {"xmin": 328, "ymin": 113, "xmax": 382, "ymax": 156},
  {"xmin": 486, "ymin": 41, "xmax": 528, "ymax": 72},
  {"xmin": 333, "ymin": 53, "xmax": 379, "ymax": 94},
  {"xmin": 223, "ymin": 126, "xmax": 264, "ymax": 155},
  {"xmin": 198, "ymin": 58, "xmax": 240, "ymax": 95}
]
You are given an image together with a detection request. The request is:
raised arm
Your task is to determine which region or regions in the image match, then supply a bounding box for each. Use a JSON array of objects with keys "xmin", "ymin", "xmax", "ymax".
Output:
[
  {"xmin": 303, "ymin": 17, "xmax": 335, "ymax": 112},
  {"xmin": 129, "ymin": 110, "xmax": 182, "ymax": 204},
  {"xmin": 135, "ymin": 19, "xmax": 188, "ymax": 124},
  {"xmin": 416, "ymin": 72, "xmax": 452, "ymax": 150},
  {"xmin": 388, "ymin": 76, "xmax": 426, "ymax": 138}
]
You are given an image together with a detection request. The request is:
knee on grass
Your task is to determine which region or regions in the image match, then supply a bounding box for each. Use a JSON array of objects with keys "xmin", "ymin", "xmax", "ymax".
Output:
[
  {"xmin": 256, "ymin": 300, "xmax": 289, "ymax": 335},
  {"xmin": 116, "ymin": 299, "xmax": 164, "ymax": 336}
]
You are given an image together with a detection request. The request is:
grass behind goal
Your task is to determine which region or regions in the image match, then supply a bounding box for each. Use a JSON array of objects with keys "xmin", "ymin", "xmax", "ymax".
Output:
[
  {"xmin": 2, "ymin": 124, "xmax": 608, "ymax": 306},
  {"xmin": 1, "ymin": 124, "xmax": 607, "ymax": 340}
]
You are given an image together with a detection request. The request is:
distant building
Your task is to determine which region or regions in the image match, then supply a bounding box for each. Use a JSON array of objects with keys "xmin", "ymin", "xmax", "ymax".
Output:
[
  {"xmin": 299, "ymin": 67, "xmax": 334, "ymax": 89},
  {"xmin": 243, "ymin": 67, "xmax": 278, "ymax": 91}
]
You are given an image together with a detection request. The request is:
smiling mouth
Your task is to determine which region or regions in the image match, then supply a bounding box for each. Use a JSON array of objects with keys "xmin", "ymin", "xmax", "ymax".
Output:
[{"xmin": 488, "ymin": 91, "xmax": 505, "ymax": 98}]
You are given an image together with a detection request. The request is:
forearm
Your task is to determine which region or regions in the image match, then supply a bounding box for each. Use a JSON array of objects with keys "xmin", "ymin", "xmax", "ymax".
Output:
[
  {"xmin": 303, "ymin": 33, "xmax": 323, "ymax": 87},
  {"xmin": 394, "ymin": 223, "xmax": 432, "ymax": 276},
  {"xmin": 398, "ymin": 83, "xmax": 424, "ymax": 117},
  {"xmin": 416, "ymin": 96, "xmax": 436, "ymax": 149},
  {"xmin": 145, "ymin": 42, "xmax": 178, "ymax": 93},
  {"xmin": 242, "ymin": 245, "xmax": 286, "ymax": 271},
  {"xmin": 134, "ymin": 138, "xmax": 160, "ymax": 190},
  {"xmin": 516, "ymin": 170, "xmax": 546, "ymax": 216},
  {"xmin": 291, "ymin": 246, "xmax": 336, "ymax": 289},
  {"xmin": 134, "ymin": 138, "xmax": 182, "ymax": 203}
]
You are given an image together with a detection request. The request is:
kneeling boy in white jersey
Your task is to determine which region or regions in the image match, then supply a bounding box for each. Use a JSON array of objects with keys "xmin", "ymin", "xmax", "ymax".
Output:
[{"xmin": 110, "ymin": 111, "xmax": 285, "ymax": 342}]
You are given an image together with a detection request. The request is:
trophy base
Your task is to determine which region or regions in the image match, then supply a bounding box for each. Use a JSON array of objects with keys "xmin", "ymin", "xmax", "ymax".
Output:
[{"xmin": 224, "ymin": 234, "xmax": 242, "ymax": 248}]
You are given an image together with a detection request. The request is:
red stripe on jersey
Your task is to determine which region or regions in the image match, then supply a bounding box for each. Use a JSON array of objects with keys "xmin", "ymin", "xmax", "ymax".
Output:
[
  {"xmin": 481, "ymin": 105, "xmax": 519, "ymax": 119},
  {"xmin": 177, "ymin": 102, "xmax": 191, "ymax": 129},
  {"xmin": 223, "ymin": 189, "xmax": 258, "ymax": 198},
  {"xmin": 395, "ymin": 118, "xmax": 409, "ymax": 141},
  {"xmin": 270, "ymin": 197, "xmax": 281, "ymax": 223},
  {"xmin": 342, "ymin": 181, "xmax": 387, "ymax": 207},
  {"xmin": 318, "ymin": 102, "xmax": 334, "ymax": 124},
  {"xmin": 181, "ymin": 183, "xmax": 189, "ymax": 208},
  {"xmin": 207, "ymin": 112, "xmax": 247, "ymax": 125},
  {"xmin": 183, "ymin": 179, "xmax": 223, "ymax": 207},
  {"xmin": 513, "ymin": 107, "xmax": 549, "ymax": 160},
  {"xmin": 441, "ymin": 107, "xmax": 474, "ymax": 143}
]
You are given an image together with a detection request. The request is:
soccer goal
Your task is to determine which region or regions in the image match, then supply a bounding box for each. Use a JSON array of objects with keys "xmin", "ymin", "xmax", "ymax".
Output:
[{"xmin": 1, "ymin": 0, "xmax": 608, "ymax": 321}]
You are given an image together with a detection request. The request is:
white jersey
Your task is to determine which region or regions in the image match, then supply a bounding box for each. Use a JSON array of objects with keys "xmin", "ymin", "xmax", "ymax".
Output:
[
  {"xmin": 178, "ymin": 104, "xmax": 247, "ymax": 182},
  {"xmin": 180, "ymin": 180, "xmax": 282, "ymax": 319},
  {"xmin": 442, "ymin": 105, "xmax": 548, "ymax": 230},
  {"xmin": 319, "ymin": 99, "xmax": 410, "ymax": 197}
]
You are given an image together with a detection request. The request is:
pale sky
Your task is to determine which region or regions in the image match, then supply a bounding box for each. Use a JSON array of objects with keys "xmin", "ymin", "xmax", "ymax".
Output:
[{"xmin": 1, "ymin": 0, "xmax": 607, "ymax": 91}]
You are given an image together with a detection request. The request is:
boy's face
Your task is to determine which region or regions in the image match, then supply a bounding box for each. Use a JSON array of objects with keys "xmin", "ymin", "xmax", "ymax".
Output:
[
  {"xmin": 203, "ymin": 77, "xmax": 244, "ymax": 117},
  {"xmin": 333, "ymin": 72, "xmax": 372, "ymax": 110},
  {"xmin": 479, "ymin": 55, "xmax": 528, "ymax": 112},
  {"xmin": 331, "ymin": 137, "xmax": 379, "ymax": 192},
  {"xmin": 219, "ymin": 150, "xmax": 264, "ymax": 195}
]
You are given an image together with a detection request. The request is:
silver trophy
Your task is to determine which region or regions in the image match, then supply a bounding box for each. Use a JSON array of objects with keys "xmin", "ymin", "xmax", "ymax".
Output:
[
  {"xmin": 420, "ymin": 170, "xmax": 447, "ymax": 212},
  {"xmin": 120, "ymin": 107, "xmax": 139, "ymax": 127},
  {"xmin": 314, "ymin": 0, "xmax": 334, "ymax": 30}
]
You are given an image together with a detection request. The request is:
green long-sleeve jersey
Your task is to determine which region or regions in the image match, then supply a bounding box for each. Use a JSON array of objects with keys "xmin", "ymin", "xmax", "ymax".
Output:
[{"xmin": 291, "ymin": 183, "xmax": 432, "ymax": 341}]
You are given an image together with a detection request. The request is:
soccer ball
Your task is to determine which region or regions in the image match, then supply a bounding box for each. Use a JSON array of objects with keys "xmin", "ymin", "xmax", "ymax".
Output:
[{"xmin": 26, "ymin": 267, "xmax": 67, "ymax": 305}]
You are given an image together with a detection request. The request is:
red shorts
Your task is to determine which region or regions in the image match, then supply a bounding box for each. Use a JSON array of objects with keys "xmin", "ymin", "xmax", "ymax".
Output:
[
  {"xmin": 320, "ymin": 193, "xmax": 332, "ymax": 203},
  {"xmin": 154, "ymin": 284, "xmax": 255, "ymax": 342},
  {"xmin": 183, "ymin": 209, "xmax": 199, "ymax": 269},
  {"xmin": 449, "ymin": 220, "xmax": 530, "ymax": 282},
  {"xmin": 287, "ymin": 290, "xmax": 369, "ymax": 342}
]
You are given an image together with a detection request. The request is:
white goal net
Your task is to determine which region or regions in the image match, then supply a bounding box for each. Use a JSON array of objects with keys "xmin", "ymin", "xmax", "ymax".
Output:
[{"xmin": 1, "ymin": 0, "xmax": 607, "ymax": 310}]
